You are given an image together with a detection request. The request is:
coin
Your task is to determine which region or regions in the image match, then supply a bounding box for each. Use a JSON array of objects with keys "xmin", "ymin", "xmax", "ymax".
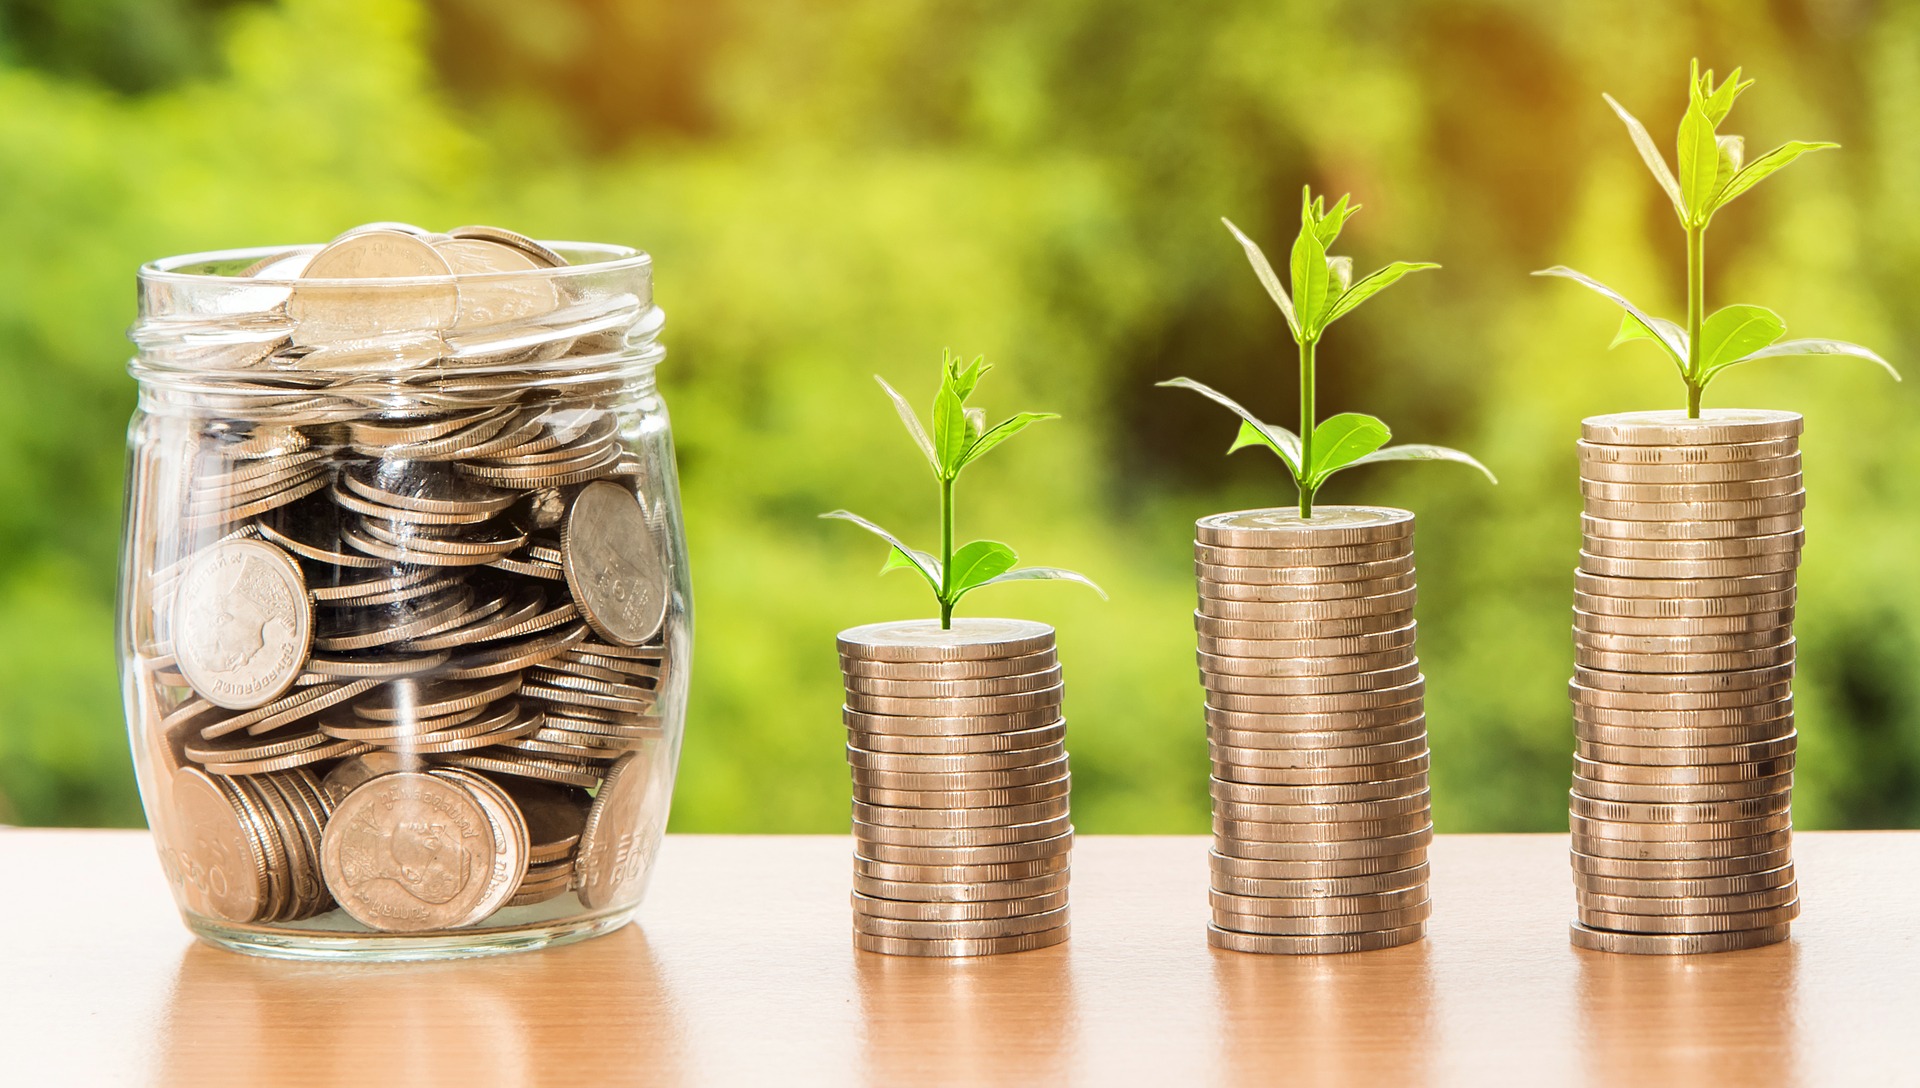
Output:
[
  {"xmin": 1577, "ymin": 551, "xmax": 1800, "ymax": 581},
  {"xmin": 856, "ymin": 831, "xmax": 1074, "ymax": 867},
  {"xmin": 1567, "ymin": 921, "xmax": 1790, "ymax": 954},
  {"xmin": 1573, "ymin": 862, "xmax": 1796, "ymax": 899},
  {"xmin": 1578, "ymin": 475, "xmax": 1802, "ymax": 503},
  {"xmin": 1210, "ymin": 899, "xmax": 1431, "ymax": 935},
  {"xmin": 561, "ymin": 481, "xmax": 669, "ymax": 646},
  {"xmin": 1197, "ymin": 643, "xmax": 1415, "ymax": 678},
  {"xmin": 855, "ymin": 775, "xmax": 1073, "ymax": 809},
  {"xmin": 1210, "ymin": 737, "xmax": 1430, "ymax": 770},
  {"xmin": 320, "ymin": 771, "xmax": 501, "ymax": 932},
  {"xmin": 1211, "ymin": 860, "xmax": 1428, "ymax": 896},
  {"xmin": 1572, "ymin": 588, "xmax": 1797, "ymax": 620},
  {"xmin": 1572, "ymin": 627, "xmax": 1793, "ymax": 655},
  {"xmin": 574, "ymin": 749, "xmax": 659, "ymax": 909},
  {"xmin": 1194, "ymin": 554, "xmax": 1415, "ymax": 585},
  {"xmin": 850, "ymin": 762, "xmax": 1071, "ymax": 795},
  {"xmin": 1197, "ymin": 570, "xmax": 1418, "ymax": 602},
  {"xmin": 1580, "ymin": 511, "xmax": 1803, "ymax": 541},
  {"xmin": 1569, "ymin": 680, "xmax": 1791, "ymax": 711},
  {"xmin": 1578, "ymin": 450, "xmax": 1801, "ymax": 483},
  {"xmin": 1193, "ymin": 611, "xmax": 1416, "ymax": 641},
  {"xmin": 1570, "ymin": 846, "xmax": 1793, "ymax": 879},
  {"xmin": 837, "ymin": 617, "xmax": 1055, "ymax": 662},
  {"xmin": 1214, "ymin": 811, "xmax": 1432, "ymax": 844},
  {"xmin": 291, "ymin": 229, "xmax": 458, "ymax": 348},
  {"xmin": 838, "ymin": 648, "xmax": 1057, "ymax": 680},
  {"xmin": 1209, "ymin": 884, "xmax": 1427, "ymax": 917},
  {"xmin": 1575, "ymin": 645, "xmax": 1795, "ymax": 675},
  {"xmin": 853, "ymin": 848, "xmax": 1069, "ymax": 884},
  {"xmin": 841, "ymin": 704, "xmax": 1063, "ymax": 737},
  {"xmin": 1195, "ymin": 623, "xmax": 1418, "ymax": 661},
  {"xmin": 1580, "ymin": 527, "xmax": 1804, "ymax": 561},
  {"xmin": 1207, "ymin": 677, "xmax": 1425, "ymax": 714},
  {"xmin": 852, "ymin": 813, "xmax": 1074, "ymax": 848},
  {"xmin": 168, "ymin": 768, "xmax": 270, "ymax": 923},
  {"xmin": 1195, "ymin": 506, "xmax": 1414, "ymax": 547},
  {"xmin": 172, "ymin": 539, "xmax": 313, "ymax": 710},
  {"xmin": 1577, "ymin": 899, "xmax": 1799, "ymax": 934},
  {"xmin": 1203, "ymin": 661, "xmax": 1422, "ymax": 696},
  {"xmin": 852, "ymin": 924, "xmax": 1069, "ymax": 957},
  {"xmin": 1572, "ymin": 662, "xmax": 1795, "ymax": 694},
  {"xmin": 1208, "ymin": 722, "xmax": 1428, "ymax": 753},
  {"xmin": 852, "ymin": 889, "xmax": 1069, "ymax": 921},
  {"xmin": 1212, "ymin": 753, "xmax": 1430, "ymax": 787},
  {"xmin": 1573, "ymin": 569, "xmax": 1798, "ymax": 600},
  {"xmin": 853, "ymin": 903, "xmax": 1071, "ymax": 941},
  {"xmin": 1195, "ymin": 540, "xmax": 1410, "ymax": 568},
  {"xmin": 842, "ymin": 664, "xmax": 1064, "ymax": 698},
  {"xmin": 853, "ymin": 797, "xmax": 1070, "ymax": 829},
  {"xmin": 1575, "ymin": 734, "xmax": 1796, "ymax": 766},
  {"xmin": 844, "ymin": 683, "xmax": 1065, "ymax": 718},
  {"xmin": 845, "ymin": 743, "xmax": 1064, "ymax": 775},
  {"xmin": 1213, "ymin": 826, "xmax": 1432, "ymax": 863},
  {"xmin": 1206, "ymin": 922, "xmax": 1425, "ymax": 954},
  {"xmin": 849, "ymin": 720, "xmax": 1066, "ymax": 755},
  {"xmin": 1209, "ymin": 773, "xmax": 1428, "ymax": 806},
  {"xmin": 1213, "ymin": 789, "xmax": 1431, "ymax": 825},
  {"xmin": 1579, "ymin": 409, "xmax": 1803, "ymax": 446},
  {"xmin": 1575, "ymin": 882, "xmax": 1799, "ymax": 917},
  {"xmin": 1575, "ymin": 435, "xmax": 1799, "ymax": 464},
  {"xmin": 1197, "ymin": 587, "xmax": 1418, "ymax": 622},
  {"xmin": 1573, "ymin": 754, "xmax": 1793, "ymax": 786},
  {"xmin": 1572, "ymin": 607, "xmax": 1795, "ymax": 637}
]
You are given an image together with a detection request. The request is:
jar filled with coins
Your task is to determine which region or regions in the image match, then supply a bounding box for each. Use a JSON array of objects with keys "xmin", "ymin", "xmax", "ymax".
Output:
[{"xmin": 120, "ymin": 224, "xmax": 689, "ymax": 958}]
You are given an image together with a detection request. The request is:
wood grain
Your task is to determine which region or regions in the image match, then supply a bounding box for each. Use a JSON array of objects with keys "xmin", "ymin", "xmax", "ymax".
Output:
[{"xmin": 0, "ymin": 830, "xmax": 1911, "ymax": 1085}]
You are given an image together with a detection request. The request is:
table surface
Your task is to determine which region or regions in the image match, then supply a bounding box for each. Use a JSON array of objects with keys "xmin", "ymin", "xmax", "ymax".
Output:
[{"xmin": 0, "ymin": 830, "xmax": 1910, "ymax": 1086}]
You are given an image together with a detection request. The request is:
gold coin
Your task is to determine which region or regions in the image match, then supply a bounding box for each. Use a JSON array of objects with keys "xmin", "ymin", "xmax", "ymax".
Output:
[
  {"xmin": 852, "ymin": 889, "xmax": 1068, "ymax": 921},
  {"xmin": 1210, "ymin": 861, "xmax": 1428, "ymax": 899},
  {"xmin": 1576, "ymin": 435, "xmax": 1797, "ymax": 465},
  {"xmin": 856, "ymin": 774, "xmax": 1072, "ymax": 809},
  {"xmin": 856, "ymin": 830, "xmax": 1074, "ymax": 867},
  {"xmin": 837, "ymin": 617, "xmax": 1055, "ymax": 663},
  {"xmin": 1577, "ymin": 900, "xmax": 1799, "ymax": 934},
  {"xmin": 1213, "ymin": 752, "xmax": 1429, "ymax": 787},
  {"xmin": 1210, "ymin": 898, "xmax": 1431, "ymax": 935},
  {"xmin": 1573, "ymin": 862, "xmax": 1795, "ymax": 899},
  {"xmin": 1198, "ymin": 587, "xmax": 1419, "ymax": 623},
  {"xmin": 1572, "ymin": 588, "xmax": 1797, "ymax": 620},
  {"xmin": 1572, "ymin": 700, "xmax": 1793, "ymax": 731},
  {"xmin": 1575, "ymin": 733, "xmax": 1796, "ymax": 766},
  {"xmin": 1194, "ymin": 554, "xmax": 1415, "ymax": 585},
  {"xmin": 850, "ymin": 761, "xmax": 1072, "ymax": 796},
  {"xmin": 319, "ymin": 771, "xmax": 500, "ymax": 932},
  {"xmin": 1209, "ymin": 722, "xmax": 1428, "ymax": 754},
  {"xmin": 1580, "ymin": 511, "xmax": 1802, "ymax": 542},
  {"xmin": 1192, "ymin": 609, "xmax": 1416, "ymax": 641},
  {"xmin": 853, "ymin": 853, "xmax": 1069, "ymax": 884},
  {"xmin": 1207, "ymin": 921, "xmax": 1424, "ymax": 954},
  {"xmin": 1572, "ymin": 607, "xmax": 1795, "ymax": 637},
  {"xmin": 1571, "ymin": 829, "xmax": 1794, "ymax": 861},
  {"xmin": 573, "ymin": 749, "xmax": 660, "ymax": 909},
  {"xmin": 1209, "ymin": 884, "xmax": 1427, "ymax": 918},
  {"xmin": 1197, "ymin": 571, "xmax": 1419, "ymax": 603},
  {"xmin": 1204, "ymin": 661, "xmax": 1422, "ymax": 697},
  {"xmin": 1567, "ymin": 921, "xmax": 1790, "ymax": 954},
  {"xmin": 1197, "ymin": 643, "xmax": 1415, "ymax": 678},
  {"xmin": 1209, "ymin": 848, "xmax": 1427, "ymax": 881},
  {"xmin": 1578, "ymin": 409, "xmax": 1802, "ymax": 446},
  {"xmin": 1568, "ymin": 790, "xmax": 1790, "ymax": 824},
  {"xmin": 291, "ymin": 229, "xmax": 458, "ymax": 348},
  {"xmin": 1573, "ymin": 757, "xmax": 1793, "ymax": 789},
  {"xmin": 1575, "ymin": 882, "xmax": 1798, "ymax": 917},
  {"xmin": 1575, "ymin": 645, "xmax": 1795, "ymax": 675},
  {"xmin": 838, "ymin": 649, "xmax": 1057, "ymax": 681},
  {"xmin": 1204, "ymin": 701, "xmax": 1425, "ymax": 733},
  {"xmin": 1579, "ymin": 475, "xmax": 1802, "ymax": 503},
  {"xmin": 853, "ymin": 903, "xmax": 1071, "ymax": 941},
  {"xmin": 1571, "ymin": 847, "xmax": 1792, "ymax": 879},
  {"xmin": 1215, "ymin": 811, "xmax": 1432, "ymax": 844},
  {"xmin": 842, "ymin": 705, "xmax": 1060, "ymax": 737},
  {"xmin": 562, "ymin": 481, "xmax": 669, "ymax": 646},
  {"xmin": 850, "ymin": 720, "xmax": 1066, "ymax": 755},
  {"xmin": 1214, "ymin": 826, "xmax": 1432, "ymax": 863},
  {"xmin": 852, "ymin": 924, "xmax": 1069, "ymax": 957},
  {"xmin": 1573, "ymin": 568, "xmax": 1798, "ymax": 600},
  {"xmin": 1195, "ymin": 622, "xmax": 1417, "ymax": 661},
  {"xmin": 1582, "ymin": 528, "xmax": 1804, "ymax": 564},
  {"xmin": 1195, "ymin": 506, "xmax": 1414, "ymax": 548},
  {"xmin": 1577, "ymin": 550, "xmax": 1799, "ymax": 580},
  {"xmin": 1209, "ymin": 773, "xmax": 1428, "ymax": 806},
  {"xmin": 841, "ymin": 664, "xmax": 1063, "ymax": 699},
  {"xmin": 845, "ymin": 743, "xmax": 1065, "ymax": 775},
  {"xmin": 1195, "ymin": 540, "xmax": 1411, "ymax": 568},
  {"xmin": 1578, "ymin": 449, "xmax": 1801, "ymax": 482},
  {"xmin": 1574, "ymin": 765, "xmax": 1793, "ymax": 798},
  {"xmin": 844, "ymin": 683, "xmax": 1065, "ymax": 718},
  {"xmin": 1211, "ymin": 737, "xmax": 1429, "ymax": 770},
  {"xmin": 1571, "ymin": 811, "xmax": 1791, "ymax": 843},
  {"xmin": 1208, "ymin": 677, "xmax": 1425, "ymax": 714},
  {"xmin": 852, "ymin": 813, "xmax": 1073, "ymax": 848},
  {"xmin": 1569, "ymin": 680, "xmax": 1791, "ymax": 711},
  {"xmin": 853, "ymin": 796, "xmax": 1070, "ymax": 829},
  {"xmin": 1572, "ymin": 627, "xmax": 1792, "ymax": 655},
  {"xmin": 167, "ymin": 768, "xmax": 270, "ymax": 923},
  {"xmin": 1572, "ymin": 661, "xmax": 1795, "ymax": 694},
  {"xmin": 1213, "ymin": 789, "xmax": 1431, "ymax": 825}
]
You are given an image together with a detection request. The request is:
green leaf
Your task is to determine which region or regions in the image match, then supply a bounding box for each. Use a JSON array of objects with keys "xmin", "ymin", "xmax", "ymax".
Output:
[
  {"xmin": 1305, "ymin": 412, "xmax": 1391, "ymax": 486},
  {"xmin": 948, "ymin": 539, "xmax": 1019, "ymax": 594},
  {"xmin": 1324, "ymin": 261, "xmax": 1441, "ymax": 326},
  {"xmin": 1228, "ymin": 420, "xmax": 1306, "ymax": 474},
  {"xmin": 1222, "ymin": 218, "xmax": 1298, "ymax": 337},
  {"xmin": 874, "ymin": 375, "xmax": 937, "ymax": 473},
  {"xmin": 973, "ymin": 566, "xmax": 1107, "ymax": 600},
  {"xmin": 1602, "ymin": 93, "xmax": 1686, "ymax": 221},
  {"xmin": 1714, "ymin": 338, "xmax": 1900, "ymax": 384},
  {"xmin": 1347, "ymin": 443, "xmax": 1498, "ymax": 484},
  {"xmin": 1157, "ymin": 377, "xmax": 1302, "ymax": 479},
  {"xmin": 1534, "ymin": 266, "xmax": 1688, "ymax": 362},
  {"xmin": 958, "ymin": 411, "xmax": 1058, "ymax": 469},
  {"xmin": 932, "ymin": 384, "xmax": 969, "ymax": 476},
  {"xmin": 1610, "ymin": 312, "xmax": 1690, "ymax": 377},
  {"xmin": 951, "ymin": 354, "xmax": 989, "ymax": 401},
  {"xmin": 821, "ymin": 511, "xmax": 941, "ymax": 591},
  {"xmin": 1676, "ymin": 98, "xmax": 1722, "ymax": 223},
  {"xmin": 1697, "ymin": 304, "xmax": 1786, "ymax": 374},
  {"xmin": 1712, "ymin": 141, "xmax": 1839, "ymax": 210},
  {"xmin": 1310, "ymin": 192, "xmax": 1358, "ymax": 248},
  {"xmin": 1290, "ymin": 213, "xmax": 1331, "ymax": 338}
]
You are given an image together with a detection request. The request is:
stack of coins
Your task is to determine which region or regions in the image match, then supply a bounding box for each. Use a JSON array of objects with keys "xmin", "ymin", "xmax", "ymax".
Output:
[
  {"xmin": 1570, "ymin": 409, "xmax": 1803, "ymax": 954},
  {"xmin": 837, "ymin": 618, "xmax": 1071, "ymax": 957},
  {"xmin": 1195, "ymin": 508, "xmax": 1434, "ymax": 954},
  {"xmin": 134, "ymin": 223, "xmax": 677, "ymax": 932}
]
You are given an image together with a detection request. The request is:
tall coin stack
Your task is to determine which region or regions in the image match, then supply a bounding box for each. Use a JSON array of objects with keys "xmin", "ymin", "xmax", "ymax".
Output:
[
  {"xmin": 1195, "ymin": 508, "xmax": 1434, "ymax": 954},
  {"xmin": 1570, "ymin": 409, "xmax": 1803, "ymax": 954},
  {"xmin": 838, "ymin": 618, "xmax": 1072, "ymax": 957}
]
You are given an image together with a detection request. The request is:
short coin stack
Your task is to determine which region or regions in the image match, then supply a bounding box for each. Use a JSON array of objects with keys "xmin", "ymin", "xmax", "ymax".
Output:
[
  {"xmin": 1195, "ymin": 508, "xmax": 1434, "ymax": 954},
  {"xmin": 1570, "ymin": 409, "xmax": 1803, "ymax": 954},
  {"xmin": 838, "ymin": 618, "xmax": 1071, "ymax": 957}
]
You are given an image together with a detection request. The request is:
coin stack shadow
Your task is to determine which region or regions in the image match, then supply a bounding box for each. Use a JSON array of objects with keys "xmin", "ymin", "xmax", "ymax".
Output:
[
  {"xmin": 1569, "ymin": 410, "xmax": 1804, "ymax": 954},
  {"xmin": 1195, "ymin": 508, "xmax": 1434, "ymax": 954},
  {"xmin": 838, "ymin": 618, "xmax": 1072, "ymax": 957}
]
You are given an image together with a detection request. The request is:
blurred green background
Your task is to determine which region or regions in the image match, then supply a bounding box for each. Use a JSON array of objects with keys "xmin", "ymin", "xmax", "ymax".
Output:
[{"xmin": 2, "ymin": 0, "xmax": 1916, "ymax": 832}]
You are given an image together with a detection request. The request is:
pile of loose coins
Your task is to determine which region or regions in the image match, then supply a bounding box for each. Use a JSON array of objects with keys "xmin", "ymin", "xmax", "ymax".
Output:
[
  {"xmin": 838, "ymin": 619, "xmax": 1071, "ymax": 957},
  {"xmin": 1569, "ymin": 409, "xmax": 1803, "ymax": 954},
  {"xmin": 1195, "ymin": 508, "xmax": 1434, "ymax": 954},
  {"xmin": 141, "ymin": 223, "xmax": 673, "ymax": 933}
]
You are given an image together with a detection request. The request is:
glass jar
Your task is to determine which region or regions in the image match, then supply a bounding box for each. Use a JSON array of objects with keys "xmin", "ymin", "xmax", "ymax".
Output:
[{"xmin": 120, "ymin": 227, "xmax": 689, "ymax": 959}]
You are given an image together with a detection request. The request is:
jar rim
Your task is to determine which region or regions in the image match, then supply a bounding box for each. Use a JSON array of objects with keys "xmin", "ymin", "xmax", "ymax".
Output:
[{"xmin": 138, "ymin": 240, "xmax": 652, "ymax": 288}]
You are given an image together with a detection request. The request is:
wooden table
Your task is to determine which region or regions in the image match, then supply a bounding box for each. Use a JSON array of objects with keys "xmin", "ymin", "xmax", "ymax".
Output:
[{"xmin": 0, "ymin": 830, "xmax": 1910, "ymax": 1085}]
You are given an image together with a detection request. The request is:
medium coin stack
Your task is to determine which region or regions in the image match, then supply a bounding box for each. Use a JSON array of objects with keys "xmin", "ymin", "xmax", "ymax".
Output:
[
  {"xmin": 838, "ymin": 618, "xmax": 1071, "ymax": 957},
  {"xmin": 1195, "ymin": 508, "xmax": 1434, "ymax": 954},
  {"xmin": 1569, "ymin": 409, "xmax": 1803, "ymax": 954},
  {"xmin": 137, "ymin": 222, "xmax": 675, "ymax": 932}
]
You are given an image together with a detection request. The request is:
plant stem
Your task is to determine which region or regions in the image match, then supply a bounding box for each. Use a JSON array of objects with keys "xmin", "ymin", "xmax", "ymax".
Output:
[
  {"xmin": 939, "ymin": 474, "xmax": 955, "ymax": 629},
  {"xmin": 1298, "ymin": 337, "xmax": 1317, "ymax": 518},
  {"xmin": 1686, "ymin": 223, "xmax": 1705, "ymax": 418}
]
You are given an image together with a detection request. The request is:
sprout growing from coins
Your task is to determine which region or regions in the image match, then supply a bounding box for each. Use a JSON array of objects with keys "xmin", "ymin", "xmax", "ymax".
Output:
[
  {"xmin": 1161, "ymin": 188, "xmax": 1494, "ymax": 517},
  {"xmin": 824, "ymin": 350, "xmax": 1104, "ymax": 629},
  {"xmin": 1537, "ymin": 60, "xmax": 1898, "ymax": 416}
]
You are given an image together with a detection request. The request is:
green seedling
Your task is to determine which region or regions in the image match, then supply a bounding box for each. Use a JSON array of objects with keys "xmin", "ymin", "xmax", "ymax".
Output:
[
  {"xmin": 824, "ymin": 350, "xmax": 1104, "ymax": 629},
  {"xmin": 1161, "ymin": 187, "xmax": 1494, "ymax": 518},
  {"xmin": 1538, "ymin": 60, "xmax": 1897, "ymax": 417}
]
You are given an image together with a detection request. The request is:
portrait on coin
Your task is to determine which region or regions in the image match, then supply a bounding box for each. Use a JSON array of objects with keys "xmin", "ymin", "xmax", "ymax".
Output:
[{"xmin": 179, "ymin": 552, "xmax": 300, "ymax": 677}]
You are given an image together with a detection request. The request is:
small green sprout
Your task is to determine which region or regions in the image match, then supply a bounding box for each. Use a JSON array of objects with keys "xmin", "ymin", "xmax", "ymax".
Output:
[
  {"xmin": 1161, "ymin": 187, "xmax": 1494, "ymax": 518},
  {"xmin": 824, "ymin": 350, "xmax": 1104, "ymax": 629},
  {"xmin": 1538, "ymin": 60, "xmax": 1897, "ymax": 416}
]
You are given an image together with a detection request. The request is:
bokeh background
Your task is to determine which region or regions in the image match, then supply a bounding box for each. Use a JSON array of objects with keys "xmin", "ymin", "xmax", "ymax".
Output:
[{"xmin": 2, "ymin": 0, "xmax": 1915, "ymax": 833}]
